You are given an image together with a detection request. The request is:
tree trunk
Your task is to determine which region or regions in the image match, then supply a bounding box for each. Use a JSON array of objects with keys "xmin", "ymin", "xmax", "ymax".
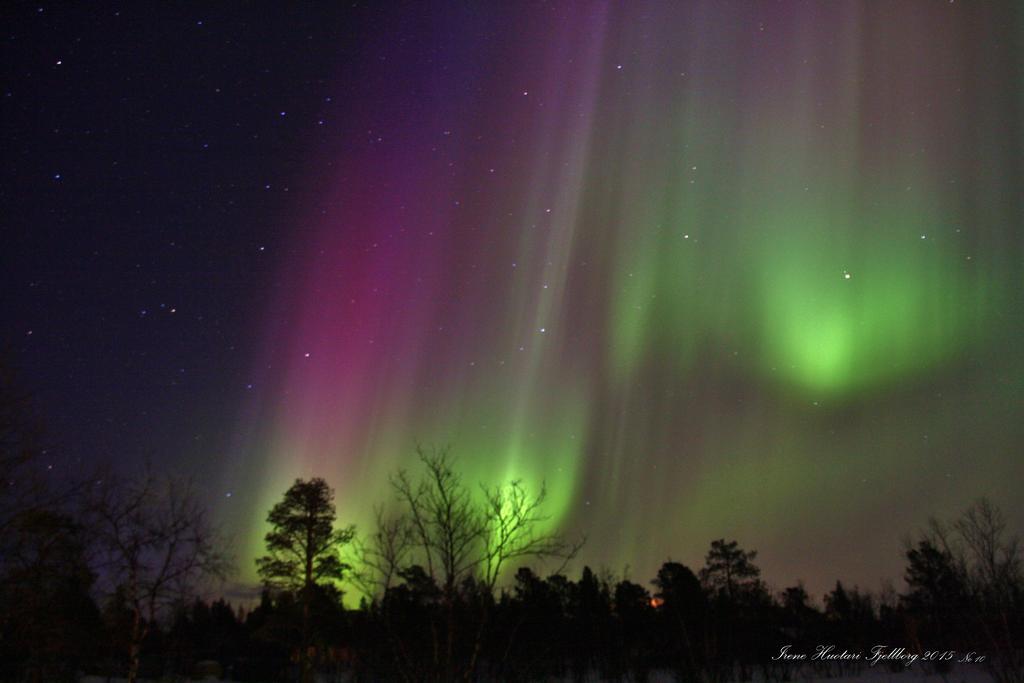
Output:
[
  {"xmin": 127, "ymin": 607, "xmax": 143, "ymax": 683},
  {"xmin": 465, "ymin": 596, "xmax": 490, "ymax": 682},
  {"xmin": 302, "ymin": 596, "xmax": 313, "ymax": 683},
  {"xmin": 444, "ymin": 588, "xmax": 455, "ymax": 682},
  {"xmin": 303, "ymin": 522, "xmax": 314, "ymax": 683}
]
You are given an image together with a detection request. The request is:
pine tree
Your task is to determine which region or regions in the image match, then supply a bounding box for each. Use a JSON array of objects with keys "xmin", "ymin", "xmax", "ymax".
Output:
[
  {"xmin": 256, "ymin": 478, "xmax": 355, "ymax": 683},
  {"xmin": 699, "ymin": 539, "xmax": 762, "ymax": 602}
]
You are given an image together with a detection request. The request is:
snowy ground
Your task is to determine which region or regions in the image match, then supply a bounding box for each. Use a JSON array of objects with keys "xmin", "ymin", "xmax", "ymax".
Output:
[
  {"xmin": 82, "ymin": 668, "xmax": 997, "ymax": 683},
  {"xmin": 554, "ymin": 668, "xmax": 996, "ymax": 683}
]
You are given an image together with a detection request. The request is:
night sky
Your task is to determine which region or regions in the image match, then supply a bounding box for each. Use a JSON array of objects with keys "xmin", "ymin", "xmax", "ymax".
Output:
[{"xmin": 3, "ymin": 1, "xmax": 1022, "ymax": 599}]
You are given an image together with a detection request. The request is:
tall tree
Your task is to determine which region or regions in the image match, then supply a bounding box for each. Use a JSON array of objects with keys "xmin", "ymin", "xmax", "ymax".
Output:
[
  {"xmin": 0, "ymin": 358, "xmax": 41, "ymax": 547},
  {"xmin": 88, "ymin": 471, "xmax": 232, "ymax": 683},
  {"xmin": 256, "ymin": 477, "xmax": 355, "ymax": 683},
  {"xmin": 0, "ymin": 509, "xmax": 101, "ymax": 682},
  {"xmin": 902, "ymin": 539, "xmax": 969, "ymax": 640},
  {"xmin": 906, "ymin": 499, "xmax": 1023, "ymax": 683},
  {"xmin": 699, "ymin": 540, "xmax": 767, "ymax": 681},
  {"xmin": 699, "ymin": 539, "xmax": 763, "ymax": 602},
  {"xmin": 376, "ymin": 445, "xmax": 582, "ymax": 681},
  {"xmin": 0, "ymin": 358, "xmax": 81, "ymax": 560},
  {"xmin": 653, "ymin": 562, "xmax": 706, "ymax": 681}
]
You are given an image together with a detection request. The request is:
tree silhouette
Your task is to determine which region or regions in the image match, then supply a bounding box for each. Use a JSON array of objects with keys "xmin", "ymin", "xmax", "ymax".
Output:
[
  {"xmin": 700, "ymin": 539, "xmax": 763, "ymax": 602},
  {"xmin": 0, "ymin": 359, "xmax": 42, "ymax": 540},
  {"xmin": 612, "ymin": 578, "xmax": 653, "ymax": 681},
  {"xmin": 0, "ymin": 358, "xmax": 84, "ymax": 565},
  {"xmin": 0, "ymin": 361, "xmax": 102, "ymax": 681},
  {"xmin": 904, "ymin": 499, "xmax": 1024, "ymax": 683},
  {"xmin": 88, "ymin": 471, "xmax": 231, "ymax": 683},
  {"xmin": 699, "ymin": 541, "xmax": 771, "ymax": 682},
  {"xmin": 256, "ymin": 477, "xmax": 355, "ymax": 683},
  {"xmin": 362, "ymin": 445, "xmax": 582, "ymax": 681},
  {"xmin": 902, "ymin": 539, "xmax": 969, "ymax": 643},
  {"xmin": 779, "ymin": 582, "xmax": 820, "ymax": 648},
  {"xmin": 0, "ymin": 509, "xmax": 101, "ymax": 682},
  {"xmin": 653, "ymin": 562, "xmax": 706, "ymax": 681},
  {"xmin": 820, "ymin": 581, "xmax": 877, "ymax": 674},
  {"xmin": 0, "ymin": 423, "xmax": 1017, "ymax": 683}
]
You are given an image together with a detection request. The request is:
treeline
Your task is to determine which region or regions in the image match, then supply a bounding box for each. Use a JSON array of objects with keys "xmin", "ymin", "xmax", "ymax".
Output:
[
  {"xmin": 1, "ymin": 365, "xmax": 1022, "ymax": 683},
  {"xmin": 1, "ymin": 361, "xmax": 230, "ymax": 683},
  {"xmin": 5, "ymin": 522, "xmax": 1020, "ymax": 683}
]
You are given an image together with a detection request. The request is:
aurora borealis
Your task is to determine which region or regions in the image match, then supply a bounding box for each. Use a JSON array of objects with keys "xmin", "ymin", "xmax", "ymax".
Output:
[
  {"xmin": 218, "ymin": 1, "xmax": 1023, "ymax": 594},
  {"xmin": 3, "ymin": 1, "xmax": 1022, "ymax": 600}
]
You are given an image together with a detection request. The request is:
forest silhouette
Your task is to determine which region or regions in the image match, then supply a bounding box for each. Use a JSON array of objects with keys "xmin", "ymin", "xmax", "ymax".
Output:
[{"xmin": 1, "ymin": 362, "xmax": 1021, "ymax": 683}]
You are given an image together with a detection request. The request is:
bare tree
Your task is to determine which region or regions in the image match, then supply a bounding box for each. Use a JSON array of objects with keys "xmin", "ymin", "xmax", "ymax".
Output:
[
  {"xmin": 387, "ymin": 445, "xmax": 581, "ymax": 595},
  {"xmin": 391, "ymin": 447, "xmax": 484, "ymax": 594},
  {"xmin": 349, "ymin": 505, "xmax": 418, "ymax": 680},
  {"xmin": 379, "ymin": 444, "xmax": 582, "ymax": 681},
  {"xmin": 953, "ymin": 499, "xmax": 1022, "ymax": 602},
  {"xmin": 0, "ymin": 359, "xmax": 42, "ymax": 543},
  {"xmin": 88, "ymin": 471, "xmax": 232, "ymax": 683},
  {"xmin": 0, "ymin": 358, "xmax": 81, "ymax": 557},
  {"xmin": 351, "ymin": 503, "xmax": 415, "ymax": 598},
  {"xmin": 913, "ymin": 498, "xmax": 1023, "ymax": 683},
  {"xmin": 480, "ymin": 477, "xmax": 580, "ymax": 592},
  {"xmin": 387, "ymin": 446, "xmax": 483, "ymax": 681}
]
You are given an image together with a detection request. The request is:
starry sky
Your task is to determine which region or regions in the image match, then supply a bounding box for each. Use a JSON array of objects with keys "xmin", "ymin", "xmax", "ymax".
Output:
[{"xmin": 3, "ymin": 1, "xmax": 1022, "ymax": 599}]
